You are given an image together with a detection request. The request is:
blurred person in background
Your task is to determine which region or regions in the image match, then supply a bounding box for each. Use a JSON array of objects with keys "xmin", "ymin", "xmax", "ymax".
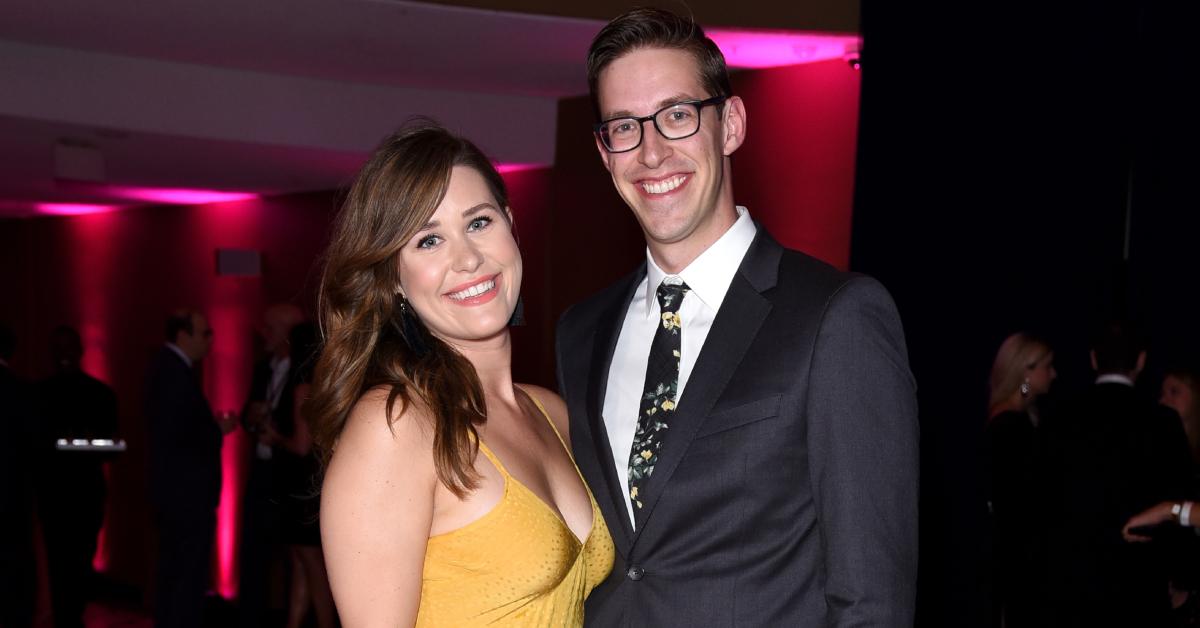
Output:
[
  {"xmin": 238, "ymin": 303, "xmax": 304, "ymax": 628},
  {"xmin": 146, "ymin": 309, "xmax": 234, "ymax": 628},
  {"xmin": 259, "ymin": 322, "xmax": 334, "ymax": 628},
  {"xmin": 34, "ymin": 325, "xmax": 118, "ymax": 628},
  {"xmin": 984, "ymin": 332, "xmax": 1056, "ymax": 628},
  {"xmin": 0, "ymin": 323, "xmax": 37, "ymax": 628}
]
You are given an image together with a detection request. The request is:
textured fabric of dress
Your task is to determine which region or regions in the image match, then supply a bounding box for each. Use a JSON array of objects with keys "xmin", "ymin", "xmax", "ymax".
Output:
[{"xmin": 414, "ymin": 396, "xmax": 614, "ymax": 627}]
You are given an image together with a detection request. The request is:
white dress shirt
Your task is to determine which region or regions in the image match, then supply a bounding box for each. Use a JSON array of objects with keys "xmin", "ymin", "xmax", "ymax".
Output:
[
  {"xmin": 602, "ymin": 206, "xmax": 757, "ymax": 526},
  {"xmin": 166, "ymin": 342, "xmax": 192, "ymax": 368},
  {"xmin": 1095, "ymin": 373, "xmax": 1135, "ymax": 387}
]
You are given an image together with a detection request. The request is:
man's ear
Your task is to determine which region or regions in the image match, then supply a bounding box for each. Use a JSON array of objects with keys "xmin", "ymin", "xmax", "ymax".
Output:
[
  {"xmin": 1135, "ymin": 350, "xmax": 1147, "ymax": 376},
  {"xmin": 1089, "ymin": 350, "xmax": 1098, "ymax": 372},
  {"xmin": 594, "ymin": 134, "xmax": 615, "ymax": 173},
  {"xmin": 721, "ymin": 95, "xmax": 747, "ymax": 156}
]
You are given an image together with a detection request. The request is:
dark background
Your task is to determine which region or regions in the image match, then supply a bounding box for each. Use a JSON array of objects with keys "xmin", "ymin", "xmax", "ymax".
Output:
[{"xmin": 855, "ymin": 0, "xmax": 1200, "ymax": 624}]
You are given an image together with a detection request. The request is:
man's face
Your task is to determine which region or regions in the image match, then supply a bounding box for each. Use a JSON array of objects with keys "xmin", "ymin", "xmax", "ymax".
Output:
[
  {"xmin": 262, "ymin": 313, "xmax": 290, "ymax": 357},
  {"xmin": 180, "ymin": 313, "xmax": 213, "ymax": 362},
  {"xmin": 594, "ymin": 47, "xmax": 744, "ymax": 257}
]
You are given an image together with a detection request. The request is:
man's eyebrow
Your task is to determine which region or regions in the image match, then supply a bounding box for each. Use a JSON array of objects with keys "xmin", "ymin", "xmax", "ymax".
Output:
[
  {"xmin": 414, "ymin": 203, "xmax": 496, "ymax": 233},
  {"xmin": 603, "ymin": 94, "xmax": 698, "ymax": 120}
]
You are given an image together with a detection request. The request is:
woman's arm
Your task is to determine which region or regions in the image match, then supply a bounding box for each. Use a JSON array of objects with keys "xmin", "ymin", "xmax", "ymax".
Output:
[
  {"xmin": 270, "ymin": 383, "xmax": 315, "ymax": 457},
  {"xmin": 1123, "ymin": 500, "xmax": 1194, "ymax": 542},
  {"xmin": 321, "ymin": 390, "xmax": 437, "ymax": 627}
]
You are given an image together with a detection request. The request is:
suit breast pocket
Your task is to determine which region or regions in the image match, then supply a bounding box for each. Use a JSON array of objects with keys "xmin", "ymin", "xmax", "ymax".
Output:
[{"xmin": 693, "ymin": 394, "xmax": 782, "ymax": 440}]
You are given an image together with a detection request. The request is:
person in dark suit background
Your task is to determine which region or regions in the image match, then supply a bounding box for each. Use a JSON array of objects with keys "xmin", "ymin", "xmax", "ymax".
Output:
[
  {"xmin": 0, "ymin": 323, "xmax": 37, "ymax": 628},
  {"xmin": 1037, "ymin": 321, "xmax": 1193, "ymax": 626},
  {"xmin": 33, "ymin": 325, "xmax": 119, "ymax": 628},
  {"xmin": 237, "ymin": 303, "xmax": 303, "ymax": 628},
  {"xmin": 555, "ymin": 9, "xmax": 920, "ymax": 625},
  {"xmin": 146, "ymin": 309, "xmax": 232, "ymax": 628}
]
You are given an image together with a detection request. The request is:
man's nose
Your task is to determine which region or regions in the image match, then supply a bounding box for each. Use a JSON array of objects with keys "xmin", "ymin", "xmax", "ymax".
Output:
[{"xmin": 638, "ymin": 119, "xmax": 672, "ymax": 168}]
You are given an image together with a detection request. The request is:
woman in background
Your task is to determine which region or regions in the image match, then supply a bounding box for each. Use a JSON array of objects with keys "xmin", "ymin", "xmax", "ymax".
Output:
[
  {"xmin": 1161, "ymin": 365, "xmax": 1200, "ymax": 470},
  {"xmin": 263, "ymin": 321, "xmax": 335, "ymax": 628},
  {"xmin": 310, "ymin": 121, "xmax": 612, "ymax": 627},
  {"xmin": 985, "ymin": 332, "xmax": 1056, "ymax": 627}
]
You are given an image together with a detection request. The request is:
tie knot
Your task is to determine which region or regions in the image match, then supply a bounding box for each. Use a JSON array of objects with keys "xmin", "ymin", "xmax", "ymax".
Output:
[{"xmin": 656, "ymin": 281, "xmax": 689, "ymax": 313}]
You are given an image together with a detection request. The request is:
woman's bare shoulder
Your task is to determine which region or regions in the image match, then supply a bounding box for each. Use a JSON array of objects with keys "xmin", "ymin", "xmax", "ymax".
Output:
[{"xmin": 331, "ymin": 386, "xmax": 436, "ymax": 476}]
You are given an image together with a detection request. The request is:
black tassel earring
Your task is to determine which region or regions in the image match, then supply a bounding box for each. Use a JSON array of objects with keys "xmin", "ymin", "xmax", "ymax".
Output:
[{"xmin": 394, "ymin": 294, "xmax": 430, "ymax": 357}]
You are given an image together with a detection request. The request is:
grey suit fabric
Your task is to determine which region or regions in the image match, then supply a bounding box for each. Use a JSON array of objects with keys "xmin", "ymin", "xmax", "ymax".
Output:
[{"xmin": 556, "ymin": 229, "xmax": 920, "ymax": 626}]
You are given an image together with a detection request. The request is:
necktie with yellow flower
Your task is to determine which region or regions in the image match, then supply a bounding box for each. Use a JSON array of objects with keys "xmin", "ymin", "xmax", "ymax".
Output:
[{"xmin": 628, "ymin": 280, "xmax": 689, "ymax": 510}]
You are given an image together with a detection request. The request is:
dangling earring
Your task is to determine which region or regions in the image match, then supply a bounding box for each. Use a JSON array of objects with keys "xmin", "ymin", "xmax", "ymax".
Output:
[
  {"xmin": 1020, "ymin": 379, "xmax": 1031, "ymax": 398},
  {"xmin": 393, "ymin": 294, "xmax": 430, "ymax": 357},
  {"xmin": 507, "ymin": 295, "xmax": 525, "ymax": 327}
]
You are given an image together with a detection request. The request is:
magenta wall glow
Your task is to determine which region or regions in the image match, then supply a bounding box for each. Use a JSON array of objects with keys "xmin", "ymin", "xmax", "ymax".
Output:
[{"xmin": 708, "ymin": 31, "xmax": 860, "ymax": 69}]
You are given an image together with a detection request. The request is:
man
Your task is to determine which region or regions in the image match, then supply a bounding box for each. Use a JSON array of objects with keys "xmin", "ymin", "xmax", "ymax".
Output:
[
  {"xmin": 556, "ymin": 9, "xmax": 920, "ymax": 626},
  {"xmin": 0, "ymin": 324, "xmax": 37, "ymax": 628},
  {"xmin": 146, "ymin": 309, "xmax": 229, "ymax": 628},
  {"xmin": 1037, "ymin": 321, "xmax": 1193, "ymax": 627},
  {"xmin": 34, "ymin": 325, "xmax": 119, "ymax": 628},
  {"xmin": 238, "ymin": 303, "xmax": 303, "ymax": 628}
]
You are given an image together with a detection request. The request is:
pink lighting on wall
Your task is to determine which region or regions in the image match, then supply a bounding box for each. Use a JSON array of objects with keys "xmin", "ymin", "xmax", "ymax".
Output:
[
  {"xmin": 496, "ymin": 163, "xmax": 547, "ymax": 174},
  {"xmin": 35, "ymin": 203, "xmax": 121, "ymax": 216},
  {"xmin": 108, "ymin": 186, "xmax": 260, "ymax": 205},
  {"xmin": 708, "ymin": 30, "xmax": 860, "ymax": 69}
]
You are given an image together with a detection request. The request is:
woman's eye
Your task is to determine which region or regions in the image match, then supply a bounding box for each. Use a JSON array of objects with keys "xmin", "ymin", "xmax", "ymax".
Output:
[
  {"xmin": 416, "ymin": 234, "xmax": 441, "ymax": 249},
  {"xmin": 468, "ymin": 216, "xmax": 493, "ymax": 231}
]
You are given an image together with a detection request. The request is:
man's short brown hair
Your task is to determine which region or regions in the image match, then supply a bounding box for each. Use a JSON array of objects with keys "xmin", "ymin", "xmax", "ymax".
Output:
[{"xmin": 586, "ymin": 8, "xmax": 732, "ymax": 120}]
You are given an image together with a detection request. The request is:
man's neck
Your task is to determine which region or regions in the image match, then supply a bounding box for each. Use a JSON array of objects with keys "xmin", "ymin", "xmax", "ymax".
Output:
[{"xmin": 647, "ymin": 205, "xmax": 739, "ymax": 274}]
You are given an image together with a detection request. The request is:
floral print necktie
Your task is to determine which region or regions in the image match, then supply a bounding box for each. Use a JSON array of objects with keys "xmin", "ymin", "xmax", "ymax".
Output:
[{"xmin": 628, "ymin": 280, "xmax": 690, "ymax": 510}]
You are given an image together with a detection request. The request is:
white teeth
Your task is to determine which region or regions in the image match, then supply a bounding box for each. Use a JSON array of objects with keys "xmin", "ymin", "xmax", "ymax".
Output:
[
  {"xmin": 448, "ymin": 278, "xmax": 495, "ymax": 300},
  {"xmin": 641, "ymin": 175, "xmax": 686, "ymax": 194}
]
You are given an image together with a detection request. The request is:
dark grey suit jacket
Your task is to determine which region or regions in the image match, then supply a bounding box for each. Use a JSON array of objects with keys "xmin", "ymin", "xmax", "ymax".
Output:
[
  {"xmin": 145, "ymin": 346, "xmax": 222, "ymax": 513},
  {"xmin": 556, "ymin": 229, "xmax": 920, "ymax": 626}
]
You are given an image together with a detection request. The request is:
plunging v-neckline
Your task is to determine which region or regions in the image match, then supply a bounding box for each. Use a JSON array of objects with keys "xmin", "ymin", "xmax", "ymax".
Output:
[{"xmin": 477, "ymin": 431, "xmax": 597, "ymax": 547}]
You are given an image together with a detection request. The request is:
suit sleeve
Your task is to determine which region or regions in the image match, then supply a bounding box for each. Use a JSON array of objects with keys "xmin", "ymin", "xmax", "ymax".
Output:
[{"xmin": 806, "ymin": 276, "xmax": 920, "ymax": 626}]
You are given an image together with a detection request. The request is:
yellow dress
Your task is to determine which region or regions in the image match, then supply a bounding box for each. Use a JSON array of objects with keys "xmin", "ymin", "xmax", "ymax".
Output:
[{"xmin": 414, "ymin": 396, "xmax": 615, "ymax": 626}]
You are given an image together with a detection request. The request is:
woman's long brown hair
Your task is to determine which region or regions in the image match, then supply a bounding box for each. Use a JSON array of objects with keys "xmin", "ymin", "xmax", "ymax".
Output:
[{"xmin": 308, "ymin": 119, "xmax": 510, "ymax": 497}]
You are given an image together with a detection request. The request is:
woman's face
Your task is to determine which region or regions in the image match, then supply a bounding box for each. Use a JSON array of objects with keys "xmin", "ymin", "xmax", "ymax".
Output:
[
  {"xmin": 1027, "ymin": 351, "xmax": 1057, "ymax": 396},
  {"xmin": 396, "ymin": 165, "xmax": 522, "ymax": 346},
  {"xmin": 1161, "ymin": 375, "xmax": 1196, "ymax": 420}
]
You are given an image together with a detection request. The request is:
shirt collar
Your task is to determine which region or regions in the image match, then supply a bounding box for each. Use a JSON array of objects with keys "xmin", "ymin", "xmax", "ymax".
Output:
[
  {"xmin": 166, "ymin": 342, "xmax": 192, "ymax": 368},
  {"xmin": 643, "ymin": 206, "xmax": 757, "ymax": 316},
  {"xmin": 1096, "ymin": 373, "xmax": 1134, "ymax": 387}
]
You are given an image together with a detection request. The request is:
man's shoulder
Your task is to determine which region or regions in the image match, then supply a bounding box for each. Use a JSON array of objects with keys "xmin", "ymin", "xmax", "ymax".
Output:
[{"xmin": 770, "ymin": 245, "xmax": 898, "ymax": 318}]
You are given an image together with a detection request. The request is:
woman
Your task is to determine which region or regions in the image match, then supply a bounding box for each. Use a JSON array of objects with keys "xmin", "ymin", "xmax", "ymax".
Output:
[
  {"xmin": 310, "ymin": 121, "xmax": 613, "ymax": 626},
  {"xmin": 262, "ymin": 322, "xmax": 336, "ymax": 628},
  {"xmin": 985, "ymin": 332, "xmax": 1056, "ymax": 627},
  {"xmin": 1162, "ymin": 366, "xmax": 1200, "ymax": 467}
]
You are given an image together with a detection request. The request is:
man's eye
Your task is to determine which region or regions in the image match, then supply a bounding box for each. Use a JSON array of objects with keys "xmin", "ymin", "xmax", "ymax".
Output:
[
  {"xmin": 666, "ymin": 108, "xmax": 694, "ymax": 123},
  {"xmin": 611, "ymin": 121, "xmax": 636, "ymax": 136}
]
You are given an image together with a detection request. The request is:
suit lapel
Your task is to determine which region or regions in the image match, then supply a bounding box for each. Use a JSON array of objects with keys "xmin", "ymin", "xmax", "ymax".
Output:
[
  {"xmin": 583, "ymin": 268, "xmax": 644, "ymax": 549},
  {"xmin": 632, "ymin": 230, "xmax": 782, "ymax": 535}
]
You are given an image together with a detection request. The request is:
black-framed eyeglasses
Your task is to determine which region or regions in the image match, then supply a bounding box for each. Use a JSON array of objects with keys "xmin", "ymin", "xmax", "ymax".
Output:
[{"xmin": 594, "ymin": 95, "xmax": 729, "ymax": 153}]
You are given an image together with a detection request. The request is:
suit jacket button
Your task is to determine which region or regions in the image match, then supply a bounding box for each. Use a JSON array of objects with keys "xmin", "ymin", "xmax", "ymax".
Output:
[{"xmin": 626, "ymin": 566, "xmax": 645, "ymax": 581}]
